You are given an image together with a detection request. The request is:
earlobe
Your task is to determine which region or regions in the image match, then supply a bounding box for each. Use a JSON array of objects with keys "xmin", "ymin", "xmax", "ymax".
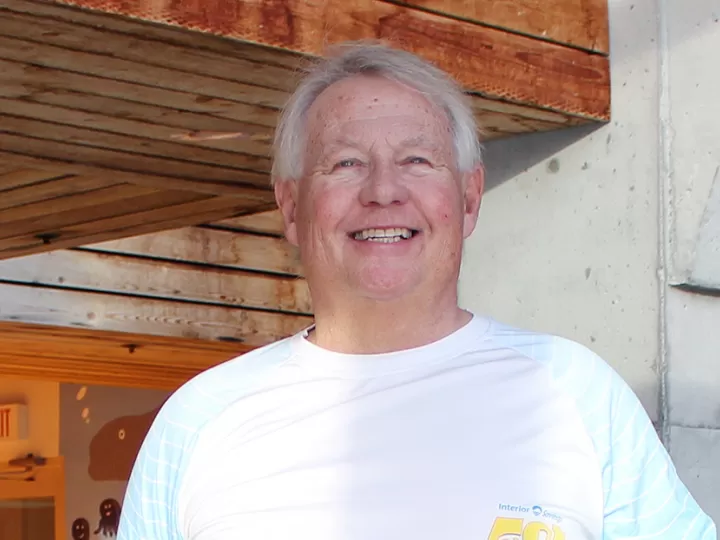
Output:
[{"xmin": 274, "ymin": 179, "xmax": 300, "ymax": 246}]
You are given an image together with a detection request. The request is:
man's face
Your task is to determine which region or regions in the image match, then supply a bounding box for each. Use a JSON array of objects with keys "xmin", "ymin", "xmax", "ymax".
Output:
[{"xmin": 275, "ymin": 74, "xmax": 483, "ymax": 302}]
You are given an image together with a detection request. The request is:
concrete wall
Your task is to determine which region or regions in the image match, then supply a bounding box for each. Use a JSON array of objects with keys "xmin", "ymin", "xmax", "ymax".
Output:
[
  {"xmin": 459, "ymin": 0, "xmax": 720, "ymax": 523},
  {"xmin": 0, "ymin": 379, "xmax": 59, "ymax": 463}
]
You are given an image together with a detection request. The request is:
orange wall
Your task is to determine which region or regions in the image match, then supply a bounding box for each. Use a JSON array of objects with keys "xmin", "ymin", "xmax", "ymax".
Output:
[{"xmin": 0, "ymin": 378, "xmax": 59, "ymax": 463}]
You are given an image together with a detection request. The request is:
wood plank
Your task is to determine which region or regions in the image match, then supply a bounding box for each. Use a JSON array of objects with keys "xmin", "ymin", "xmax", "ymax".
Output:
[
  {"xmin": 0, "ymin": 196, "xmax": 274, "ymax": 260},
  {"xmin": 0, "ymin": 321, "xmax": 251, "ymax": 389},
  {"xmin": 0, "ymin": 151, "xmax": 274, "ymax": 198},
  {"xmin": 0, "ymin": 188, "xmax": 208, "ymax": 243},
  {"xmin": 0, "ymin": 249, "xmax": 312, "ymax": 313},
  {"xmin": 0, "ymin": 58, "xmax": 280, "ymax": 128},
  {"xmin": 0, "ymin": 168, "xmax": 68, "ymax": 192},
  {"xmin": 0, "ymin": 183, "xmax": 157, "ymax": 226},
  {"xmin": 3, "ymin": 0, "xmax": 309, "ymax": 70},
  {"xmin": 392, "ymin": 0, "xmax": 609, "ymax": 53},
  {"xmin": 0, "ymin": 57, "xmax": 576, "ymax": 147},
  {"xmin": 0, "ymin": 174, "xmax": 116, "ymax": 212},
  {"xmin": 0, "ymin": 82, "xmax": 273, "ymax": 159},
  {"xmin": 0, "ymin": 34, "xmax": 289, "ymax": 109},
  {"xmin": 89, "ymin": 227, "xmax": 303, "ymax": 276},
  {"xmin": 0, "ymin": 120, "xmax": 271, "ymax": 186},
  {"xmin": 0, "ymin": 282, "xmax": 312, "ymax": 346},
  {"xmin": 472, "ymin": 110, "xmax": 574, "ymax": 138},
  {"xmin": 0, "ymin": 78, "xmax": 275, "ymax": 151},
  {"xmin": 210, "ymin": 209, "xmax": 286, "ymax": 236},
  {"xmin": 35, "ymin": 0, "xmax": 610, "ymax": 119},
  {"xmin": 0, "ymin": 110, "xmax": 272, "ymax": 173},
  {"xmin": 0, "ymin": 8, "xmax": 301, "ymax": 92}
]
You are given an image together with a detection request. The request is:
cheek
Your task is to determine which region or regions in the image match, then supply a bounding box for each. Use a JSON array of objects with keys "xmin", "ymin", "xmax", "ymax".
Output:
[
  {"xmin": 300, "ymin": 185, "xmax": 354, "ymax": 235},
  {"xmin": 426, "ymin": 188, "xmax": 464, "ymax": 227}
]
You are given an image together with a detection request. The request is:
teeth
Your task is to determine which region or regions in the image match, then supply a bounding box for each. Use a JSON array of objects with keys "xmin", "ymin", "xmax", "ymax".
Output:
[{"xmin": 353, "ymin": 227, "xmax": 414, "ymax": 241}]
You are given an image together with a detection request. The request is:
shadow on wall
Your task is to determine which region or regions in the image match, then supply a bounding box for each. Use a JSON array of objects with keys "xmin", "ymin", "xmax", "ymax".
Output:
[{"xmin": 482, "ymin": 124, "xmax": 603, "ymax": 192}]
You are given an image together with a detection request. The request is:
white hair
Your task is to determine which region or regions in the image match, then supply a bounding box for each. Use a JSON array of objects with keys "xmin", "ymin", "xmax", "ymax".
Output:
[{"xmin": 271, "ymin": 41, "xmax": 483, "ymax": 184}]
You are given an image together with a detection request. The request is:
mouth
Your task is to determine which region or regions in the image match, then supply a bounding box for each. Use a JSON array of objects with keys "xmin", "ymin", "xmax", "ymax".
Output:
[{"xmin": 350, "ymin": 227, "xmax": 420, "ymax": 243}]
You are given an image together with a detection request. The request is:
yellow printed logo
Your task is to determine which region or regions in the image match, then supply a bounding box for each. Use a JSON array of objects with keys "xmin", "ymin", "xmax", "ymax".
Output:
[{"xmin": 487, "ymin": 517, "xmax": 566, "ymax": 540}]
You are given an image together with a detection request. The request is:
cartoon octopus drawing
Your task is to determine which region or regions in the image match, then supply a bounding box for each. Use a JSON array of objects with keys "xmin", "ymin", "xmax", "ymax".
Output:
[
  {"xmin": 71, "ymin": 518, "xmax": 90, "ymax": 540},
  {"xmin": 94, "ymin": 498, "xmax": 122, "ymax": 537}
]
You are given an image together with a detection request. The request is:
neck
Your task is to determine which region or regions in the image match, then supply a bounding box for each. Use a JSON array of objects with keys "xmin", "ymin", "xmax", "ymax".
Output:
[{"xmin": 308, "ymin": 286, "xmax": 471, "ymax": 354}]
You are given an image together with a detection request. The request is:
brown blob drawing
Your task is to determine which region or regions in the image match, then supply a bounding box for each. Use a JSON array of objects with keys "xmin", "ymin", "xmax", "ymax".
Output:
[
  {"xmin": 71, "ymin": 517, "xmax": 90, "ymax": 540},
  {"xmin": 88, "ymin": 408, "xmax": 160, "ymax": 482},
  {"xmin": 94, "ymin": 498, "xmax": 121, "ymax": 537}
]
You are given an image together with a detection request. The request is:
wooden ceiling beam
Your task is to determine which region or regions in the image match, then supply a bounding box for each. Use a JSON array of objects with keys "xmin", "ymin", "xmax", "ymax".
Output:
[
  {"xmin": 0, "ymin": 282, "xmax": 312, "ymax": 346},
  {"xmin": 0, "ymin": 0, "xmax": 609, "ymax": 260},
  {"xmin": 0, "ymin": 152, "xmax": 274, "ymax": 197},
  {"xmin": 0, "ymin": 249, "xmax": 312, "ymax": 314},
  {"xmin": 0, "ymin": 321, "xmax": 252, "ymax": 390},
  {"xmin": 89, "ymin": 227, "xmax": 303, "ymax": 276},
  {"xmin": 0, "ymin": 130, "xmax": 270, "ymax": 188},
  {"xmin": 0, "ymin": 191, "xmax": 275, "ymax": 260},
  {"xmin": 395, "ymin": 0, "xmax": 609, "ymax": 53},
  {"xmin": 3, "ymin": 0, "xmax": 610, "ymax": 120}
]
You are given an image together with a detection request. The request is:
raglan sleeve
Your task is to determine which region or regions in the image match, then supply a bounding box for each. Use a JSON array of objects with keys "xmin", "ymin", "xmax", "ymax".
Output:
[
  {"xmin": 596, "ymin": 360, "xmax": 716, "ymax": 538},
  {"xmin": 117, "ymin": 396, "xmax": 192, "ymax": 540}
]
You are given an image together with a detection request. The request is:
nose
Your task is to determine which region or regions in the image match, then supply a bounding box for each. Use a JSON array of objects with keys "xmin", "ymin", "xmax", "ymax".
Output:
[{"xmin": 358, "ymin": 162, "xmax": 410, "ymax": 207}]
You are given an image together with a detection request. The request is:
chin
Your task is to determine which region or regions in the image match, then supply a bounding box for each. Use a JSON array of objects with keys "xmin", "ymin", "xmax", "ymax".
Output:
[{"xmin": 354, "ymin": 274, "xmax": 420, "ymax": 301}]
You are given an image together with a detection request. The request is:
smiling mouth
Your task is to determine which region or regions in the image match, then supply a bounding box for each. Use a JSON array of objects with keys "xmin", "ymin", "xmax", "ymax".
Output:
[{"xmin": 351, "ymin": 227, "xmax": 419, "ymax": 243}]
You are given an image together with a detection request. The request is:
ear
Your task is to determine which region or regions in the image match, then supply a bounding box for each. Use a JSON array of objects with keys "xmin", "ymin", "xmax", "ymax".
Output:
[
  {"xmin": 274, "ymin": 179, "xmax": 300, "ymax": 246},
  {"xmin": 462, "ymin": 165, "xmax": 485, "ymax": 239}
]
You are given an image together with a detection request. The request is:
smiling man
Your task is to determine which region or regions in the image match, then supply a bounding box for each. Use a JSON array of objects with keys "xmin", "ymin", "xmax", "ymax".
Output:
[{"xmin": 118, "ymin": 42, "xmax": 715, "ymax": 540}]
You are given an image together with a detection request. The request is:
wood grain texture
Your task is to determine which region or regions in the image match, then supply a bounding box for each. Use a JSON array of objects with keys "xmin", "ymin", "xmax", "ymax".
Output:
[
  {"xmin": 89, "ymin": 227, "xmax": 303, "ymax": 276},
  {"xmin": 0, "ymin": 58, "xmax": 280, "ymax": 128},
  {"xmin": 0, "ymin": 249, "xmax": 312, "ymax": 313},
  {"xmin": 0, "ymin": 0, "xmax": 609, "ymax": 260},
  {"xmin": 0, "ymin": 168, "xmax": 70, "ymax": 192},
  {"xmin": 0, "ymin": 174, "xmax": 116, "ymax": 212},
  {"xmin": 0, "ymin": 9, "xmax": 301, "ymax": 92},
  {"xmin": 0, "ymin": 111, "xmax": 271, "ymax": 175},
  {"xmin": 211, "ymin": 209, "xmax": 286, "ymax": 236},
  {"xmin": 0, "ymin": 183, "xmax": 158, "ymax": 226},
  {"xmin": 0, "ymin": 189, "xmax": 271, "ymax": 260},
  {"xmin": 392, "ymin": 0, "xmax": 608, "ymax": 53},
  {"xmin": 2, "ymin": 0, "xmax": 609, "ymax": 119},
  {"xmin": 0, "ymin": 33, "xmax": 288, "ymax": 109},
  {"xmin": 0, "ymin": 282, "xmax": 312, "ymax": 345},
  {"xmin": 0, "ymin": 152, "xmax": 275, "ymax": 198},
  {"xmin": 0, "ymin": 126, "xmax": 270, "ymax": 188},
  {"xmin": 0, "ymin": 322, "xmax": 250, "ymax": 389}
]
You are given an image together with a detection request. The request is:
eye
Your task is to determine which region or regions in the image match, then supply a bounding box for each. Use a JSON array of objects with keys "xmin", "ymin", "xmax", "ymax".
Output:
[
  {"xmin": 405, "ymin": 156, "xmax": 431, "ymax": 165},
  {"xmin": 335, "ymin": 158, "xmax": 361, "ymax": 168}
]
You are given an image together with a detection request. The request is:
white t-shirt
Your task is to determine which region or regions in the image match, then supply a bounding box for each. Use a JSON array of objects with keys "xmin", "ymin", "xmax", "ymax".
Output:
[{"xmin": 118, "ymin": 315, "xmax": 716, "ymax": 539}]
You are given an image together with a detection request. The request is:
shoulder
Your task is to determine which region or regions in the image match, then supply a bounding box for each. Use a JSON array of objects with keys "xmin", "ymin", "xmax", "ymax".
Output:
[
  {"xmin": 153, "ymin": 336, "xmax": 297, "ymax": 441},
  {"xmin": 486, "ymin": 320, "xmax": 716, "ymax": 536},
  {"xmin": 118, "ymin": 336, "xmax": 297, "ymax": 540},
  {"xmin": 487, "ymin": 319, "xmax": 610, "ymax": 387},
  {"xmin": 485, "ymin": 320, "xmax": 632, "ymax": 456}
]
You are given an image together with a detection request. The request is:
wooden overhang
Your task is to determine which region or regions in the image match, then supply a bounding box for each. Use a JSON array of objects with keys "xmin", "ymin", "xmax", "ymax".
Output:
[{"xmin": 0, "ymin": 0, "xmax": 610, "ymax": 261}]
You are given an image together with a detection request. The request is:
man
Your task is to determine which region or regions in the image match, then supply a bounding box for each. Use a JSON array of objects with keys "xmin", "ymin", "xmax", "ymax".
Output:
[{"xmin": 118, "ymin": 42, "xmax": 715, "ymax": 539}]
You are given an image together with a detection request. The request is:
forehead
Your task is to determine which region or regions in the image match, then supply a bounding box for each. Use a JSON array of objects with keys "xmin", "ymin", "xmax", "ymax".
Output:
[{"xmin": 305, "ymin": 75, "xmax": 452, "ymax": 147}]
